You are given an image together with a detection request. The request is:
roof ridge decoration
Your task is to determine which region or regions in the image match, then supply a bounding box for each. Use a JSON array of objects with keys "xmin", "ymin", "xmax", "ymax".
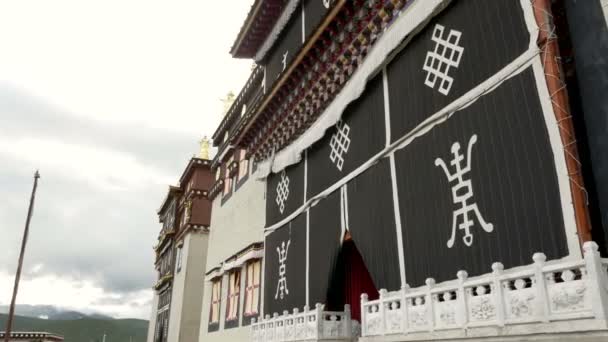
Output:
[{"xmin": 254, "ymin": 0, "xmax": 303, "ymax": 62}]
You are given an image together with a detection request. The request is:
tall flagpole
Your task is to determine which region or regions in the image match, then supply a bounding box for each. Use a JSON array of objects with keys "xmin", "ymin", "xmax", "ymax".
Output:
[{"xmin": 4, "ymin": 171, "xmax": 40, "ymax": 342}]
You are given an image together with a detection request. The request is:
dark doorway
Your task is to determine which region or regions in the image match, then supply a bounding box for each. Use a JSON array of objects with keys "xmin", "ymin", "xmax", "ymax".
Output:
[{"xmin": 326, "ymin": 235, "xmax": 379, "ymax": 321}]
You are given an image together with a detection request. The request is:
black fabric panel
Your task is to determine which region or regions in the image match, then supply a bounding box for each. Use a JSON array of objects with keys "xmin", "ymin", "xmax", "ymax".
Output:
[
  {"xmin": 224, "ymin": 318, "xmax": 239, "ymax": 330},
  {"xmin": 387, "ymin": 0, "xmax": 529, "ymax": 142},
  {"xmin": 346, "ymin": 158, "xmax": 401, "ymax": 291},
  {"xmin": 264, "ymin": 10, "xmax": 303, "ymax": 91},
  {"xmin": 264, "ymin": 214, "xmax": 307, "ymax": 316},
  {"xmin": 308, "ymin": 190, "xmax": 342, "ymax": 307},
  {"xmin": 207, "ymin": 322, "xmax": 219, "ymax": 333},
  {"xmin": 307, "ymin": 74, "xmax": 386, "ymax": 198},
  {"xmin": 395, "ymin": 68, "xmax": 568, "ymax": 287},
  {"xmin": 304, "ymin": 0, "xmax": 332, "ymax": 40},
  {"xmin": 266, "ymin": 161, "xmax": 305, "ymax": 226}
]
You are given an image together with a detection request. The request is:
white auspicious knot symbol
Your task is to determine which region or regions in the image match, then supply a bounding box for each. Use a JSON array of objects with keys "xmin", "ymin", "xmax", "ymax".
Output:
[
  {"xmin": 423, "ymin": 24, "xmax": 464, "ymax": 96},
  {"xmin": 282, "ymin": 51, "xmax": 289, "ymax": 71},
  {"xmin": 275, "ymin": 170, "xmax": 290, "ymax": 214},
  {"xmin": 323, "ymin": 0, "xmax": 331, "ymax": 8},
  {"xmin": 329, "ymin": 120, "xmax": 351, "ymax": 171},
  {"xmin": 275, "ymin": 240, "xmax": 290, "ymax": 300},
  {"xmin": 435, "ymin": 134, "xmax": 493, "ymax": 248}
]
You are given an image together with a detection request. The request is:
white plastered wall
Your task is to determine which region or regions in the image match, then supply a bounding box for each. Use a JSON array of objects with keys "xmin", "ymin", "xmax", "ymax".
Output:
[
  {"xmin": 145, "ymin": 292, "xmax": 159, "ymax": 342},
  {"xmin": 198, "ymin": 176, "xmax": 266, "ymax": 342},
  {"xmin": 166, "ymin": 231, "xmax": 209, "ymax": 342}
]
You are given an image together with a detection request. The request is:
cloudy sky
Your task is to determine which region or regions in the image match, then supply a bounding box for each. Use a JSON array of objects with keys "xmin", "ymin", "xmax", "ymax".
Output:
[{"xmin": 0, "ymin": 0, "xmax": 252, "ymax": 319}]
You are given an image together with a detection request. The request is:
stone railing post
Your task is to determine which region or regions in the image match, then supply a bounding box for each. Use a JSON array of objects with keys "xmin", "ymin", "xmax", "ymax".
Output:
[
  {"xmin": 361, "ymin": 293, "xmax": 369, "ymax": 337},
  {"xmin": 273, "ymin": 312, "xmax": 279, "ymax": 341},
  {"xmin": 344, "ymin": 304, "xmax": 352, "ymax": 337},
  {"xmin": 583, "ymin": 241, "xmax": 608, "ymax": 319},
  {"xmin": 293, "ymin": 308, "xmax": 299, "ymax": 341},
  {"xmin": 401, "ymin": 285, "xmax": 410, "ymax": 334},
  {"xmin": 379, "ymin": 289, "xmax": 388, "ymax": 335},
  {"xmin": 425, "ymin": 278, "xmax": 435, "ymax": 332},
  {"xmin": 315, "ymin": 303, "xmax": 323, "ymax": 339},
  {"xmin": 251, "ymin": 317, "xmax": 257, "ymax": 342},
  {"xmin": 264, "ymin": 314, "xmax": 270, "ymax": 341},
  {"xmin": 282, "ymin": 310, "xmax": 289, "ymax": 341},
  {"xmin": 492, "ymin": 262, "xmax": 505, "ymax": 326},
  {"xmin": 456, "ymin": 270, "xmax": 468, "ymax": 328},
  {"xmin": 533, "ymin": 253, "xmax": 550, "ymax": 322}
]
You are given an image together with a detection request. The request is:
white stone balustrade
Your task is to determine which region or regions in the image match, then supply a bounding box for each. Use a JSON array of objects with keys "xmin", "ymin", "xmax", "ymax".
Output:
[
  {"xmin": 360, "ymin": 241, "xmax": 608, "ymax": 339},
  {"xmin": 251, "ymin": 303, "xmax": 356, "ymax": 341}
]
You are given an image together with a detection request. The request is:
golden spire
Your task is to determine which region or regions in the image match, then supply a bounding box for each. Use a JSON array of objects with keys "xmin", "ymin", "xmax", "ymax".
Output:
[
  {"xmin": 199, "ymin": 136, "xmax": 210, "ymax": 159},
  {"xmin": 221, "ymin": 91, "xmax": 236, "ymax": 116}
]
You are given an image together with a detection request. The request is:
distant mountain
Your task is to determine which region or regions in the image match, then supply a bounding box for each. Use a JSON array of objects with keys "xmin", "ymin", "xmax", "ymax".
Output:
[
  {"xmin": 0, "ymin": 314, "xmax": 148, "ymax": 342},
  {"xmin": 0, "ymin": 305, "xmax": 113, "ymax": 321}
]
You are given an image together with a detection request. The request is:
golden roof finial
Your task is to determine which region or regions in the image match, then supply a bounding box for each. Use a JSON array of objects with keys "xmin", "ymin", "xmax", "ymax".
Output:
[
  {"xmin": 199, "ymin": 136, "xmax": 210, "ymax": 159},
  {"xmin": 221, "ymin": 91, "xmax": 236, "ymax": 116}
]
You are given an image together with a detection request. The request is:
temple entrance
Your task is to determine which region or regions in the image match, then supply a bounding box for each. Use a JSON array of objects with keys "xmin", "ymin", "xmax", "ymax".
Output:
[{"xmin": 326, "ymin": 234, "xmax": 379, "ymax": 322}]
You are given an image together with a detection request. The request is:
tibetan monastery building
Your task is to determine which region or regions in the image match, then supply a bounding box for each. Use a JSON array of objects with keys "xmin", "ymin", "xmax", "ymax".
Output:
[{"xmin": 150, "ymin": 0, "xmax": 608, "ymax": 341}]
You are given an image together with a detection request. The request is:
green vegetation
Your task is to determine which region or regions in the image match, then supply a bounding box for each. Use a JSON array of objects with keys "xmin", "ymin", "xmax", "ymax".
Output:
[{"xmin": 0, "ymin": 314, "xmax": 148, "ymax": 342}]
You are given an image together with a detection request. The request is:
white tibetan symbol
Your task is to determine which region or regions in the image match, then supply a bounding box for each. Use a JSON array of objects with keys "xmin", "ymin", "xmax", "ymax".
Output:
[
  {"xmin": 276, "ymin": 170, "xmax": 289, "ymax": 214},
  {"xmin": 276, "ymin": 170, "xmax": 290, "ymax": 214},
  {"xmin": 329, "ymin": 120, "xmax": 351, "ymax": 171},
  {"xmin": 282, "ymin": 51, "xmax": 289, "ymax": 71},
  {"xmin": 275, "ymin": 240, "xmax": 290, "ymax": 300},
  {"xmin": 423, "ymin": 24, "xmax": 464, "ymax": 95},
  {"xmin": 434, "ymin": 134, "xmax": 493, "ymax": 248},
  {"xmin": 323, "ymin": 0, "xmax": 331, "ymax": 8}
]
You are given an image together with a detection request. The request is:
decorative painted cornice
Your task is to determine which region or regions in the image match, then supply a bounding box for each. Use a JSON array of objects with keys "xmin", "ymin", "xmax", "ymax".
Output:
[{"xmin": 230, "ymin": 0, "xmax": 408, "ymax": 163}]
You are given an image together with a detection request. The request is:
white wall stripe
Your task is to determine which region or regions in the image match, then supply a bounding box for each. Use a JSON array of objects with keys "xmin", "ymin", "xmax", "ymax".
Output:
[
  {"xmin": 343, "ymin": 183, "xmax": 349, "ymax": 237},
  {"xmin": 303, "ymin": 150, "xmax": 308, "ymax": 203},
  {"xmin": 383, "ymin": 67, "xmax": 392, "ymax": 146},
  {"xmin": 305, "ymin": 209, "xmax": 310, "ymax": 307},
  {"xmin": 301, "ymin": 1, "xmax": 306, "ymax": 44},
  {"xmin": 383, "ymin": 67, "xmax": 407, "ymax": 287},
  {"xmin": 340, "ymin": 186, "xmax": 346, "ymax": 241},
  {"xmin": 389, "ymin": 154, "xmax": 407, "ymax": 288}
]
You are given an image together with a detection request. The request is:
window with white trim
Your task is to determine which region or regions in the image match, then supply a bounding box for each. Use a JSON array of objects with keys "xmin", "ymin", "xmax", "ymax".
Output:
[
  {"xmin": 226, "ymin": 270, "xmax": 241, "ymax": 321},
  {"xmin": 238, "ymin": 149, "xmax": 249, "ymax": 182},
  {"xmin": 243, "ymin": 260, "xmax": 261, "ymax": 316},
  {"xmin": 210, "ymin": 279, "xmax": 222, "ymax": 324},
  {"xmin": 175, "ymin": 246, "xmax": 183, "ymax": 273},
  {"xmin": 223, "ymin": 160, "xmax": 233, "ymax": 196}
]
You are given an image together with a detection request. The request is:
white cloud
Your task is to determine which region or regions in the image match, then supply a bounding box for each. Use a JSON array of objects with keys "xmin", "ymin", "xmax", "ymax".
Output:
[
  {"xmin": 0, "ymin": 137, "xmax": 172, "ymax": 191},
  {"xmin": 0, "ymin": 0, "xmax": 253, "ymax": 135},
  {"xmin": 0, "ymin": 271, "xmax": 152, "ymax": 319},
  {"xmin": 0, "ymin": 0, "xmax": 255, "ymax": 319}
]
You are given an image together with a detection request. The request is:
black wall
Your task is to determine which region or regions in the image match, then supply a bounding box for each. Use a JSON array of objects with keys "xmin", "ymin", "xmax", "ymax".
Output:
[
  {"xmin": 262, "ymin": 0, "xmax": 573, "ymax": 316},
  {"xmin": 394, "ymin": 68, "xmax": 568, "ymax": 286},
  {"xmin": 307, "ymin": 74, "xmax": 386, "ymax": 198},
  {"xmin": 264, "ymin": 214, "xmax": 307, "ymax": 316},
  {"xmin": 264, "ymin": 10, "xmax": 303, "ymax": 91},
  {"xmin": 387, "ymin": 0, "xmax": 529, "ymax": 141},
  {"xmin": 564, "ymin": 0, "xmax": 608, "ymax": 253}
]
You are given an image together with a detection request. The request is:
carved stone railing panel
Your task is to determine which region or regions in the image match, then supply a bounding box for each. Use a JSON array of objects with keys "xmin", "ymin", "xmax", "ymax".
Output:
[
  {"xmin": 251, "ymin": 304, "xmax": 356, "ymax": 341},
  {"xmin": 360, "ymin": 241, "xmax": 608, "ymax": 338}
]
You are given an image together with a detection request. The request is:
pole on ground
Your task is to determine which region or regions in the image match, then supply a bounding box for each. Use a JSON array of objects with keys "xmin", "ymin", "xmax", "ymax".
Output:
[{"xmin": 4, "ymin": 171, "xmax": 40, "ymax": 342}]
